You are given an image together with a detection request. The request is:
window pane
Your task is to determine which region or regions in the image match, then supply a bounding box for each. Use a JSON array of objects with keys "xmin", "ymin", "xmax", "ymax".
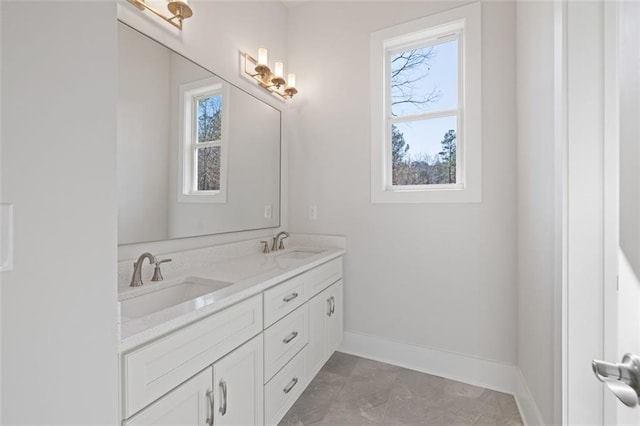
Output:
[
  {"xmin": 197, "ymin": 95, "xmax": 222, "ymax": 143},
  {"xmin": 390, "ymin": 39, "xmax": 458, "ymax": 117},
  {"xmin": 391, "ymin": 116, "xmax": 457, "ymax": 185},
  {"xmin": 197, "ymin": 146, "xmax": 221, "ymax": 191}
]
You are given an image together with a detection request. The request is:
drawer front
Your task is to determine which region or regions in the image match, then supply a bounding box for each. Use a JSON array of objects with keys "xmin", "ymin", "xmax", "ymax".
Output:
[
  {"xmin": 263, "ymin": 275, "xmax": 306, "ymax": 327},
  {"xmin": 303, "ymin": 258, "xmax": 343, "ymax": 298},
  {"xmin": 264, "ymin": 347, "xmax": 307, "ymax": 426},
  {"xmin": 264, "ymin": 305, "xmax": 308, "ymax": 382},
  {"xmin": 123, "ymin": 295, "xmax": 263, "ymax": 418}
]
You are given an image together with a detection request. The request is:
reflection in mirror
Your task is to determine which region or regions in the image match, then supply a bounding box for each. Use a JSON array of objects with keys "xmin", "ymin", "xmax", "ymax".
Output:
[{"xmin": 117, "ymin": 22, "xmax": 281, "ymax": 245}]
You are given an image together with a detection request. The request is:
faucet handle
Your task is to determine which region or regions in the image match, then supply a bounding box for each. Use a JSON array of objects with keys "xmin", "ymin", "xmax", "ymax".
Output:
[
  {"xmin": 151, "ymin": 258, "xmax": 172, "ymax": 282},
  {"xmin": 278, "ymin": 234, "xmax": 289, "ymax": 250},
  {"xmin": 260, "ymin": 241, "xmax": 270, "ymax": 254}
]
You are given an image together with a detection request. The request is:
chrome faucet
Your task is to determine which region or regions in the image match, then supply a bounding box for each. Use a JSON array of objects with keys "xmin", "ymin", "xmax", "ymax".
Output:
[
  {"xmin": 271, "ymin": 231, "xmax": 289, "ymax": 252},
  {"xmin": 130, "ymin": 252, "xmax": 157, "ymax": 287}
]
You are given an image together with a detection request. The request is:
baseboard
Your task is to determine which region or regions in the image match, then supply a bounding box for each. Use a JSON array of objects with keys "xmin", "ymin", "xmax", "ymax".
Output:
[
  {"xmin": 339, "ymin": 331, "xmax": 546, "ymax": 425},
  {"xmin": 514, "ymin": 368, "xmax": 546, "ymax": 426},
  {"xmin": 339, "ymin": 330, "xmax": 516, "ymax": 394}
]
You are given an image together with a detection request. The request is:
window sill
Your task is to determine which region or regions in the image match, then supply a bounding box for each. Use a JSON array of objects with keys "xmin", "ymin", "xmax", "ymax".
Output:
[
  {"xmin": 371, "ymin": 184, "xmax": 481, "ymax": 204},
  {"xmin": 178, "ymin": 191, "xmax": 227, "ymax": 204}
]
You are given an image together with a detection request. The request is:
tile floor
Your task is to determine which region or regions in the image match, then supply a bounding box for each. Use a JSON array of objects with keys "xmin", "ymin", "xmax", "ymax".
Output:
[{"xmin": 279, "ymin": 352, "xmax": 524, "ymax": 426}]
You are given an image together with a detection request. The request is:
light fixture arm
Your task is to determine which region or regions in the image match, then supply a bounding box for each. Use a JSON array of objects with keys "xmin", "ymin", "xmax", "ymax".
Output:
[{"xmin": 127, "ymin": 0, "xmax": 193, "ymax": 30}]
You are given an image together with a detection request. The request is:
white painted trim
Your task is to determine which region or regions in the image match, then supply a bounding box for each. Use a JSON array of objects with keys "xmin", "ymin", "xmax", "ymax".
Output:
[
  {"xmin": 370, "ymin": 2, "xmax": 481, "ymax": 204},
  {"xmin": 554, "ymin": 0, "xmax": 568, "ymax": 424},
  {"xmin": 602, "ymin": 1, "xmax": 620, "ymax": 423},
  {"xmin": 339, "ymin": 330, "xmax": 515, "ymax": 394},
  {"xmin": 514, "ymin": 368, "xmax": 546, "ymax": 426}
]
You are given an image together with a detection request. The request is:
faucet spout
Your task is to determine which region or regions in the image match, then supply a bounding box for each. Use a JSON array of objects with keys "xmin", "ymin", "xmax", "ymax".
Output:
[
  {"xmin": 271, "ymin": 231, "xmax": 290, "ymax": 252},
  {"xmin": 130, "ymin": 252, "xmax": 157, "ymax": 287}
]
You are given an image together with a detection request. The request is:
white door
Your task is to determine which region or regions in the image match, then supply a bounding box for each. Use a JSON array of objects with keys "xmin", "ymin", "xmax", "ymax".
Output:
[
  {"xmin": 599, "ymin": 1, "xmax": 640, "ymax": 424},
  {"xmin": 212, "ymin": 334, "xmax": 264, "ymax": 426},
  {"xmin": 124, "ymin": 367, "xmax": 213, "ymax": 426},
  {"xmin": 565, "ymin": 1, "xmax": 640, "ymax": 423}
]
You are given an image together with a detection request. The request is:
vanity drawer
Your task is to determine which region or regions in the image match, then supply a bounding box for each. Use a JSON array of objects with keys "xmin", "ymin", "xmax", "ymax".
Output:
[
  {"xmin": 264, "ymin": 347, "xmax": 307, "ymax": 425},
  {"xmin": 263, "ymin": 274, "xmax": 306, "ymax": 327},
  {"xmin": 304, "ymin": 257, "xmax": 343, "ymax": 297},
  {"xmin": 264, "ymin": 304, "xmax": 308, "ymax": 382},
  {"xmin": 122, "ymin": 294, "xmax": 263, "ymax": 418}
]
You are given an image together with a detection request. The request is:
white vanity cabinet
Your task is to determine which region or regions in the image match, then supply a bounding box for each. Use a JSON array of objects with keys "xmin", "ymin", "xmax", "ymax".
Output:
[
  {"xmin": 307, "ymin": 280, "xmax": 344, "ymax": 379},
  {"xmin": 120, "ymin": 253, "xmax": 344, "ymax": 426}
]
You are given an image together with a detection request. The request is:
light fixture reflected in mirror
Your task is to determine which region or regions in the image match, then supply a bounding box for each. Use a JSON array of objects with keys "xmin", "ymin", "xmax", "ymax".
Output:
[
  {"xmin": 243, "ymin": 49, "xmax": 298, "ymax": 100},
  {"xmin": 127, "ymin": 0, "xmax": 193, "ymax": 30}
]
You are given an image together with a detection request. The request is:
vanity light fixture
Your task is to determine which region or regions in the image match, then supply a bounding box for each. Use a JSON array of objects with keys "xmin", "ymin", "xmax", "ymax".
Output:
[
  {"xmin": 127, "ymin": 0, "xmax": 193, "ymax": 30},
  {"xmin": 242, "ymin": 48, "xmax": 298, "ymax": 100}
]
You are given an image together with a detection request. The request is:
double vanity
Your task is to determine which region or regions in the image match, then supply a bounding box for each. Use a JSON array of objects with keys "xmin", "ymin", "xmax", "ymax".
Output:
[
  {"xmin": 116, "ymin": 19, "xmax": 340, "ymax": 426},
  {"xmin": 117, "ymin": 235, "xmax": 345, "ymax": 425}
]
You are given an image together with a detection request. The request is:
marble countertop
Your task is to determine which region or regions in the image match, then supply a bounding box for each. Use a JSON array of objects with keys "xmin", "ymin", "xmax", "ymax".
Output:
[{"xmin": 118, "ymin": 245, "xmax": 345, "ymax": 352}]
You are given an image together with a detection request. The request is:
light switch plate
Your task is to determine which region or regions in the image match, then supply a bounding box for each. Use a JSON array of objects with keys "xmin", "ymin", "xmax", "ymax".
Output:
[
  {"xmin": 264, "ymin": 205, "xmax": 272, "ymax": 219},
  {"xmin": 0, "ymin": 204, "xmax": 14, "ymax": 272}
]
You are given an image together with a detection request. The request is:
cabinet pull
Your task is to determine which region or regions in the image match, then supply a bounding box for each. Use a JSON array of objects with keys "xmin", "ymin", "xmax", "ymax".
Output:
[
  {"xmin": 206, "ymin": 389, "xmax": 214, "ymax": 426},
  {"xmin": 283, "ymin": 331, "xmax": 298, "ymax": 344},
  {"xmin": 327, "ymin": 298, "xmax": 332, "ymax": 317},
  {"xmin": 283, "ymin": 377, "xmax": 299, "ymax": 394},
  {"xmin": 219, "ymin": 380, "xmax": 227, "ymax": 416},
  {"xmin": 330, "ymin": 296, "xmax": 335, "ymax": 315},
  {"xmin": 283, "ymin": 292, "xmax": 299, "ymax": 303}
]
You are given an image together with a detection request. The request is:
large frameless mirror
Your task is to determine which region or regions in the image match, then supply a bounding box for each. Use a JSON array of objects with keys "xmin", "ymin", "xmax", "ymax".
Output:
[{"xmin": 117, "ymin": 22, "xmax": 281, "ymax": 245}]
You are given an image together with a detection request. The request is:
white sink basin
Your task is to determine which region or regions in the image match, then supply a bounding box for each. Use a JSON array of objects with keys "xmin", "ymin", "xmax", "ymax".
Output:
[
  {"xmin": 121, "ymin": 277, "xmax": 232, "ymax": 320},
  {"xmin": 275, "ymin": 249, "xmax": 324, "ymax": 261}
]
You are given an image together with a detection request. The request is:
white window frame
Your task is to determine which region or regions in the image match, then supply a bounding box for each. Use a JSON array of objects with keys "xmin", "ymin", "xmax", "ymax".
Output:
[
  {"xmin": 178, "ymin": 78, "xmax": 230, "ymax": 203},
  {"xmin": 370, "ymin": 2, "xmax": 481, "ymax": 203}
]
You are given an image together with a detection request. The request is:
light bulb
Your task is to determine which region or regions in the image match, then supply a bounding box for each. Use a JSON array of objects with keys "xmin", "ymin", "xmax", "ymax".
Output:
[
  {"xmin": 257, "ymin": 48, "xmax": 268, "ymax": 66},
  {"xmin": 274, "ymin": 61, "xmax": 284, "ymax": 78}
]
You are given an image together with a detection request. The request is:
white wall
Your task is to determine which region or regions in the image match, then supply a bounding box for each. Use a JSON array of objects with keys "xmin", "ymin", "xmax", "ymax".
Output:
[
  {"xmin": 117, "ymin": 0, "xmax": 290, "ymax": 260},
  {"xmin": 1, "ymin": 1, "xmax": 119, "ymax": 424},
  {"xmin": 287, "ymin": 0, "xmax": 518, "ymax": 365},
  {"xmin": 515, "ymin": 1, "xmax": 560, "ymax": 424}
]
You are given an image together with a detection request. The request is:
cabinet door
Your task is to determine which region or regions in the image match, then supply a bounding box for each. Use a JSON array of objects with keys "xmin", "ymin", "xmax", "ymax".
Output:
[
  {"xmin": 124, "ymin": 367, "xmax": 212, "ymax": 426},
  {"xmin": 307, "ymin": 287, "xmax": 331, "ymax": 379},
  {"xmin": 326, "ymin": 280, "xmax": 344, "ymax": 356},
  {"xmin": 213, "ymin": 334, "xmax": 264, "ymax": 426}
]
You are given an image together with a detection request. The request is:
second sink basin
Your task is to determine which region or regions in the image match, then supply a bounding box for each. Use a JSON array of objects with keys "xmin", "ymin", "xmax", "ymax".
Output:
[{"xmin": 121, "ymin": 277, "xmax": 232, "ymax": 320}]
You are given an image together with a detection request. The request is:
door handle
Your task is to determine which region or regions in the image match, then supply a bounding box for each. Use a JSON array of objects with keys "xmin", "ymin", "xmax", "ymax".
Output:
[{"xmin": 592, "ymin": 353, "xmax": 640, "ymax": 407}]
